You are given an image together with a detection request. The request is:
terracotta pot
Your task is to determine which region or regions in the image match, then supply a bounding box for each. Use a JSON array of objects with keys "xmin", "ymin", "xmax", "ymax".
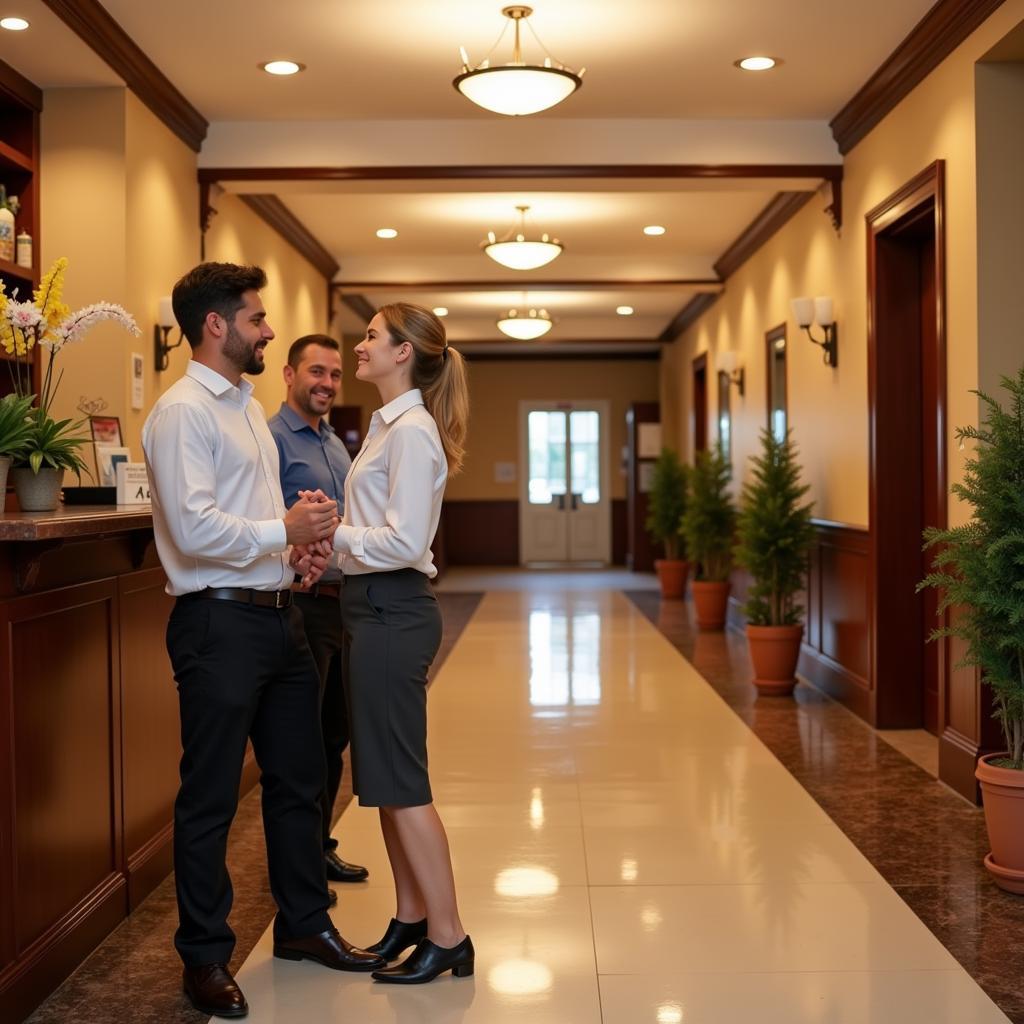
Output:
[
  {"xmin": 654, "ymin": 559, "xmax": 690, "ymax": 600},
  {"xmin": 691, "ymin": 580, "xmax": 730, "ymax": 631},
  {"xmin": 976, "ymin": 753, "xmax": 1024, "ymax": 894},
  {"xmin": 746, "ymin": 623, "xmax": 804, "ymax": 696},
  {"xmin": 11, "ymin": 466, "xmax": 64, "ymax": 512}
]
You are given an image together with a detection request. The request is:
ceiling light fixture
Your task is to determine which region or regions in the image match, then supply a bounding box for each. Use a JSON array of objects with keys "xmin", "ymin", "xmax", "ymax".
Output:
[
  {"xmin": 0, "ymin": 16, "xmax": 29, "ymax": 30},
  {"xmin": 616, "ymin": 305, "xmax": 634, "ymax": 316},
  {"xmin": 497, "ymin": 301, "xmax": 553, "ymax": 340},
  {"xmin": 261, "ymin": 60, "xmax": 304, "ymax": 76},
  {"xmin": 643, "ymin": 225, "xmax": 666, "ymax": 236},
  {"xmin": 454, "ymin": 6, "xmax": 584, "ymax": 117},
  {"xmin": 432, "ymin": 307, "xmax": 449, "ymax": 317},
  {"xmin": 736, "ymin": 56, "xmax": 777, "ymax": 71},
  {"xmin": 376, "ymin": 228, "xmax": 398, "ymax": 239},
  {"xmin": 483, "ymin": 205, "xmax": 562, "ymax": 270}
]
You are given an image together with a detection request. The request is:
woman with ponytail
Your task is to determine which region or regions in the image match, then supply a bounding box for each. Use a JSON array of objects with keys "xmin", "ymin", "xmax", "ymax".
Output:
[{"xmin": 327, "ymin": 303, "xmax": 472, "ymax": 984}]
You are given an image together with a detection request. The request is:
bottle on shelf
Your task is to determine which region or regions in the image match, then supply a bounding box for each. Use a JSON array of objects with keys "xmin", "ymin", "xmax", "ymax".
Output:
[
  {"xmin": 15, "ymin": 230, "xmax": 31, "ymax": 269},
  {"xmin": 0, "ymin": 186, "xmax": 14, "ymax": 263}
]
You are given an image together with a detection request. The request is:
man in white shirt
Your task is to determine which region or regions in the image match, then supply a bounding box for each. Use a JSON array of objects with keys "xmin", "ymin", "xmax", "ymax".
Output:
[{"xmin": 143, "ymin": 263, "xmax": 384, "ymax": 1020}]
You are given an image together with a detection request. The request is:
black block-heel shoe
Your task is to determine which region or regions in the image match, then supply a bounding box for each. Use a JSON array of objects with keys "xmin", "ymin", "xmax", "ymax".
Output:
[
  {"xmin": 371, "ymin": 936, "xmax": 474, "ymax": 984},
  {"xmin": 366, "ymin": 918, "xmax": 428, "ymax": 961}
]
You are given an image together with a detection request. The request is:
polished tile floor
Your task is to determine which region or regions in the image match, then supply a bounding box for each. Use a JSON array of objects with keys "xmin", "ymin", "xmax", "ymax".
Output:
[{"xmin": 225, "ymin": 589, "xmax": 1010, "ymax": 1023}]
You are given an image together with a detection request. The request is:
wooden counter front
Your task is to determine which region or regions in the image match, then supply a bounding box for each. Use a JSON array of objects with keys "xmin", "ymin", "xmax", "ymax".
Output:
[{"xmin": 0, "ymin": 507, "xmax": 181, "ymax": 1022}]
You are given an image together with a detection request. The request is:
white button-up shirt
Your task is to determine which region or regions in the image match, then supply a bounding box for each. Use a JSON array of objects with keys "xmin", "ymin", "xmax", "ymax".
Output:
[
  {"xmin": 142, "ymin": 360, "xmax": 290, "ymax": 596},
  {"xmin": 333, "ymin": 388, "xmax": 446, "ymax": 578}
]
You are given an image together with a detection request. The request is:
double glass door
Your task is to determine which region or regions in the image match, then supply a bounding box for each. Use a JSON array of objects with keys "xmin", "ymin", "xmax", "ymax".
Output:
[{"xmin": 519, "ymin": 401, "xmax": 610, "ymax": 563}]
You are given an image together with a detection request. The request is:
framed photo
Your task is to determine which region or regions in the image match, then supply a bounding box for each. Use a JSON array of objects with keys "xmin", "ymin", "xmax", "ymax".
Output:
[
  {"xmin": 90, "ymin": 415, "xmax": 123, "ymax": 447},
  {"xmin": 97, "ymin": 446, "xmax": 131, "ymax": 487}
]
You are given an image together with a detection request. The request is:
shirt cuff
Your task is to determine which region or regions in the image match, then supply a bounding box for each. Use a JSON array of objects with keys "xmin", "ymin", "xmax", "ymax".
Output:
[
  {"xmin": 256, "ymin": 518, "xmax": 288, "ymax": 556},
  {"xmin": 333, "ymin": 524, "xmax": 367, "ymax": 558}
]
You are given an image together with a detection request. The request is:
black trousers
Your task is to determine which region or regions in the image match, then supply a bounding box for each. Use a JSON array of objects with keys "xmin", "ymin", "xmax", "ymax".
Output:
[
  {"xmin": 293, "ymin": 591, "xmax": 350, "ymax": 850},
  {"xmin": 166, "ymin": 596, "xmax": 331, "ymax": 967}
]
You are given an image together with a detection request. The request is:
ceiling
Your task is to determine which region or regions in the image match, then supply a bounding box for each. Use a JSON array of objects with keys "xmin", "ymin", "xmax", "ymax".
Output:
[{"xmin": 0, "ymin": 0, "xmax": 939, "ymax": 350}]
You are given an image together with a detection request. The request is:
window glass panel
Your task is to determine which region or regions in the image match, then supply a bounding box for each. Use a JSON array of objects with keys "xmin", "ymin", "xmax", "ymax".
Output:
[
  {"xmin": 528, "ymin": 411, "xmax": 567, "ymax": 505},
  {"xmin": 569, "ymin": 410, "xmax": 601, "ymax": 504}
]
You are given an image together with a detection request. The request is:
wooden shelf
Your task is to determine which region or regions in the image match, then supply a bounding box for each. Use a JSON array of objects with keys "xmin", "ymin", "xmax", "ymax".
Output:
[
  {"xmin": 0, "ymin": 138, "xmax": 32, "ymax": 173},
  {"xmin": 0, "ymin": 257, "xmax": 36, "ymax": 286}
]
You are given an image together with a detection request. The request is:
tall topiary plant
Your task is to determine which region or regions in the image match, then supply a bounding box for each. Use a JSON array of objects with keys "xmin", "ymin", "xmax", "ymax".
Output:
[
  {"xmin": 735, "ymin": 428, "xmax": 815, "ymax": 626},
  {"xmin": 681, "ymin": 446, "xmax": 735, "ymax": 582},
  {"xmin": 645, "ymin": 448, "xmax": 688, "ymax": 560},
  {"xmin": 918, "ymin": 370, "xmax": 1024, "ymax": 770}
]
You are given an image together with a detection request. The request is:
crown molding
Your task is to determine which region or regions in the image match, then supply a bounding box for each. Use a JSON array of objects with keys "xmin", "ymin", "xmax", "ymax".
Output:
[
  {"xmin": 658, "ymin": 293, "xmax": 721, "ymax": 345},
  {"xmin": 0, "ymin": 57, "xmax": 43, "ymax": 111},
  {"xmin": 330, "ymin": 279, "xmax": 722, "ymax": 293},
  {"xmin": 830, "ymin": 0, "xmax": 1007, "ymax": 155},
  {"xmin": 338, "ymin": 292, "xmax": 377, "ymax": 322},
  {"xmin": 40, "ymin": 0, "xmax": 208, "ymax": 151},
  {"xmin": 713, "ymin": 192, "xmax": 816, "ymax": 280},
  {"xmin": 237, "ymin": 195, "xmax": 339, "ymax": 280}
]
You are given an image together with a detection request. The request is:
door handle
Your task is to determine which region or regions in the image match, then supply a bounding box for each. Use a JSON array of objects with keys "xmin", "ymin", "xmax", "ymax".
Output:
[
  {"xmin": 557, "ymin": 493, "xmax": 567, "ymax": 511},
  {"xmin": 570, "ymin": 493, "xmax": 579, "ymax": 511}
]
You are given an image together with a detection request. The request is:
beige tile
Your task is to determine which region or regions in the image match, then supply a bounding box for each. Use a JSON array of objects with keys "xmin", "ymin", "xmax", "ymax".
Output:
[{"xmin": 599, "ymin": 972, "xmax": 1010, "ymax": 1024}]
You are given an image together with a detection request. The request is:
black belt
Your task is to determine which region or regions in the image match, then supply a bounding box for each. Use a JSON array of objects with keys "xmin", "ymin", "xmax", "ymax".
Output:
[
  {"xmin": 294, "ymin": 582, "xmax": 342, "ymax": 600},
  {"xmin": 180, "ymin": 587, "xmax": 293, "ymax": 609}
]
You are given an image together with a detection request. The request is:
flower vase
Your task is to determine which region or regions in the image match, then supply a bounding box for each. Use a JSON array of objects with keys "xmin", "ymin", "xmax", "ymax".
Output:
[{"xmin": 12, "ymin": 466, "xmax": 64, "ymax": 512}]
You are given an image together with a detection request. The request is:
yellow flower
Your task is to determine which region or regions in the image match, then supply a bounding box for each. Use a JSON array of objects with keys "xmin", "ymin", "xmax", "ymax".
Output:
[{"xmin": 34, "ymin": 258, "xmax": 70, "ymax": 330}]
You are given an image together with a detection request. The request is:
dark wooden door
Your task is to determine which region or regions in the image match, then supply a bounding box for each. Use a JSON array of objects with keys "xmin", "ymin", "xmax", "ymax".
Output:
[{"xmin": 692, "ymin": 354, "xmax": 708, "ymax": 454}]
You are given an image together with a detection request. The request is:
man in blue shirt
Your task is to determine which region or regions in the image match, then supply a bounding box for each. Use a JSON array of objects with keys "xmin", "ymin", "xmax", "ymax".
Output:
[{"xmin": 269, "ymin": 334, "xmax": 369, "ymax": 889}]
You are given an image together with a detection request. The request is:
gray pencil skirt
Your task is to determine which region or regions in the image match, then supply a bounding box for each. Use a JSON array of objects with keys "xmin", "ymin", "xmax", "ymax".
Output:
[{"xmin": 341, "ymin": 569, "xmax": 442, "ymax": 808}]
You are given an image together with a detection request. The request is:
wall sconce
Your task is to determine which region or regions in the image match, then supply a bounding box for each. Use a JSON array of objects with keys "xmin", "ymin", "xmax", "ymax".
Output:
[
  {"xmin": 791, "ymin": 296, "xmax": 838, "ymax": 367},
  {"xmin": 155, "ymin": 296, "xmax": 184, "ymax": 372},
  {"xmin": 718, "ymin": 350, "xmax": 745, "ymax": 396}
]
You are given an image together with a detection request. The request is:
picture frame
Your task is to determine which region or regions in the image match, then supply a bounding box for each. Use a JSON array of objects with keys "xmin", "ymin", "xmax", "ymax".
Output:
[
  {"xmin": 89, "ymin": 415, "xmax": 123, "ymax": 447},
  {"xmin": 96, "ymin": 446, "xmax": 131, "ymax": 487}
]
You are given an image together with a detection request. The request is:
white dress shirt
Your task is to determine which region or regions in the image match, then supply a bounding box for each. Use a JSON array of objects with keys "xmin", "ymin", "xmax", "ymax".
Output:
[
  {"xmin": 333, "ymin": 388, "xmax": 447, "ymax": 578},
  {"xmin": 142, "ymin": 360, "xmax": 291, "ymax": 596}
]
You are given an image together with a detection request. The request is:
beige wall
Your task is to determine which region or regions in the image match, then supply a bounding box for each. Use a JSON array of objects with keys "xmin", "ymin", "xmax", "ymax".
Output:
[
  {"xmin": 445, "ymin": 358, "xmax": 660, "ymax": 501},
  {"xmin": 661, "ymin": 1, "xmax": 1024, "ymax": 530},
  {"xmin": 204, "ymin": 193, "xmax": 328, "ymax": 416}
]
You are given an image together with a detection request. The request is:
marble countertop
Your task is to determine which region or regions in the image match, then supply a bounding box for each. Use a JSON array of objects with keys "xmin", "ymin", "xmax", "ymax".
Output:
[{"xmin": 0, "ymin": 504, "xmax": 153, "ymax": 540}]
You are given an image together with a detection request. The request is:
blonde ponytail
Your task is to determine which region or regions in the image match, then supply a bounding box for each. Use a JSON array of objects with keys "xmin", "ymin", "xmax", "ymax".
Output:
[{"xmin": 377, "ymin": 303, "xmax": 470, "ymax": 474}]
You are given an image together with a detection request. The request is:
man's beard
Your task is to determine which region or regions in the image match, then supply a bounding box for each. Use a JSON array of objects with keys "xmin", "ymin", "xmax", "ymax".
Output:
[
  {"xmin": 224, "ymin": 322, "xmax": 265, "ymax": 375},
  {"xmin": 297, "ymin": 384, "xmax": 332, "ymax": 418}
]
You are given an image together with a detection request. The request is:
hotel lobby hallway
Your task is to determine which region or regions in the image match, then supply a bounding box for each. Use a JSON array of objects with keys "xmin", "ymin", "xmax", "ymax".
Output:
[{"xmin": 224, "ymin": 586, "xmax": 1009, "ymax": 1024}]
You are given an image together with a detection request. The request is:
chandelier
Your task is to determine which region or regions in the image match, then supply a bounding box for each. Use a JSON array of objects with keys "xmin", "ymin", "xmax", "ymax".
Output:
[
  {"xmin": 483, "ymin": 205, "xmax": 563, "ymax": 270},
  {"xmin": 497, "ymin": 303, "xmax": 553, "ymax": 340},
  {"xmin": 454, "ymin": 6, "xmax": 584, "ymax": 117}
]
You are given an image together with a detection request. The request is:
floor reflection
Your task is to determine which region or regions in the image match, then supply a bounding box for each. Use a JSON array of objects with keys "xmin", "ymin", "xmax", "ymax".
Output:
[{"xmin": 528, "ymin": 608, "xmax": 601, "ymax": 709}]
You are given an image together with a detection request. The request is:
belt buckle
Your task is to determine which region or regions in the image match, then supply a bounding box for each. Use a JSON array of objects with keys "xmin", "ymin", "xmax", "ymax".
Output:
[{"xmin": 275, "ymin": 590, "xmax": 288, "ymax": 609}]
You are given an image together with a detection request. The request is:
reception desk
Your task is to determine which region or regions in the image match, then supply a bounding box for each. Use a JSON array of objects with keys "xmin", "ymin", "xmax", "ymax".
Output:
[{"xmin": 0, "ymin": 508, "xmax": 182, "ymax": 1022}]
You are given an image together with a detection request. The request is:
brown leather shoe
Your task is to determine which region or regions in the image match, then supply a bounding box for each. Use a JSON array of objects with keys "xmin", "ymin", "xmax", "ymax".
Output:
[
  {"xmin": 182, "ymin": 963, "xmax": 248, "ymax": 1018},
  {"xmin": 273, "ymin": 926, "xmax": 385, "ymax": 972}
]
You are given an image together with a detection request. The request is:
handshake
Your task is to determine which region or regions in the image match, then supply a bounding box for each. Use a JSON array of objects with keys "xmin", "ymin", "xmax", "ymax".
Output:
[{"xmin": 285, "ymin": 489, "xmax": 338, "ymax": 588}]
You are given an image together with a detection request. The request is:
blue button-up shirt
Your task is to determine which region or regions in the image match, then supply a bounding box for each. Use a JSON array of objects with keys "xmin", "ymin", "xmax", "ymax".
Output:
[{"xmin": 268, "ymin": 403, "xmax": 352, "ymax": 582}]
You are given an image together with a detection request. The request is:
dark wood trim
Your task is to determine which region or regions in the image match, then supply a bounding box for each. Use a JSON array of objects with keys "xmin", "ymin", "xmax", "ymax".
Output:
[
  {"xmin": 659, "ymin": 294, "xmax": 720, "ymax": 344},
  {"xmin": 764, "ymin": 322, "xmax": 787, "ymax": 435},
  {"xmin": 331, "ymin": 279, "xmax": 722, "ymax": 293},
  {"xmin": 442, "ymin": 500, "xmax": 519, "ymax": 566},
  {"xmin": 199, "ymin": 163, "xmax": 844, "ymax": 185},
  {"xmin": 0, "ymin": 58, "xmax": 42, "ymax": 111},
  {"xmin": 339, "ymin": 292, "xmax": 376, "ymax": 323},
  {"xmin": 830, "ymin": 0, "xmax": 1007, "ymax": 155},
  {"xmin": 40, "ymin": 0, "xmax": 208, "ymax": 152},
  {"xmin": 463, "ymin": 349, "xmax": 660, "ymax": 363},
  {"xmin": 714, "ymin": 192, "xmax": 817, "ymax": 279},
  {"xmin": 237, "ymin": 195, "xmax": 339, "ymax": 280}
]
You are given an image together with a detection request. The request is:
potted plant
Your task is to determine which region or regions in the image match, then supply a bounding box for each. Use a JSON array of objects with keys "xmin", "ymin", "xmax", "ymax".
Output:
[
  {"xmin": 918, "ymin": 368, "xmax": 1024, "ymax": 893},
  {"xmin": 645, "ymin": 447, "xmax": 690, "ymax": 598},
  {"xmin": 1, "ymin": 258, "xmax": 138, "ymax": 510},
  {"xmin": 0, "ymin": 392, "xmax": 34, "ymax": 503},
  {"xmin": 681, "ymin": 445, "xmax": 736, "ymax": 630},
  {"xmin": 735, "ymin": 428, "xmax": 815, "ymax": 696}
]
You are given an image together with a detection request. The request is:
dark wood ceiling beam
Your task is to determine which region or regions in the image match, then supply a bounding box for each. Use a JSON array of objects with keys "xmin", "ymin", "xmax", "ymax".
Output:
[
  {"xmin": 339, "ymin": 293, "xmax": 377, "ymax": 322},
  {"xmin": 658, "ymin": 294, "xmax": 721, "ymax": 345},
  {"xmin": 331, "ymin": 279, "xmax": 723, "ymax": 293},
  {"xmin": 199, "ymin": 164, "xmax": 842, "ymax": 184},
  {"xmin": 830, "ymin": 0, "xmax": 1007, "ymax": 155},
  {"xmin": 713, "ymin": 192, "xmax": 816, "ymax": 280},
  {"xmin": 464, "ymin": 349, "xmax": 660, "ymax": 363},
  {"xmin": 238, "ymin": 195, "xmax": 339, "ymax": 280},
  {"xmin": 41, "ymin": 0, "xmax": 208, "ymax": 151}
]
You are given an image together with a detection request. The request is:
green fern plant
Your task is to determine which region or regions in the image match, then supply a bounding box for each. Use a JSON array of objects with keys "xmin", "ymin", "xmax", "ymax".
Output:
[
  {"xmin": 21, "ymin": 406, "xmax": 90, "ymax": 477},
  {"xmin": 917, "ymin": 368, "xmax": 1024, "ymax": 769},
  {"xmin": 645, "ymin": 448, "xmax": 689, "ymax": 560},
  {"xmin": 0, "ymin": 392, "xmax": 35, "ymax": 460},
  {"xmin": 681, "ymin": 446, "xmax": 736, "ymax": 581},
  {"xmin": 734, "ymin": 428, "xmax": 815, "ymax": 626}
]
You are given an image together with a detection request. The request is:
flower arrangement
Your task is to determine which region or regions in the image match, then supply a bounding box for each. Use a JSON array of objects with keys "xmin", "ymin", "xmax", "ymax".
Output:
[{"xmin": 0, "ymin": 258, "xmax": 139, "ymax": 475}]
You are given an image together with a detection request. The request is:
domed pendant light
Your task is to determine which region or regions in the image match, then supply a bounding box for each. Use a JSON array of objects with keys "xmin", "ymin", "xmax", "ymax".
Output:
[
  {"xmin": 497, "ymin": 301, "xmax": 553, "ymax": 340},
  {"xmin": 483, "ymin": 205, "xmax": 563, "ymax": 270},
  {"xmin": 454, "ymin": 6, "xmax": 584, "ymax": 117}
]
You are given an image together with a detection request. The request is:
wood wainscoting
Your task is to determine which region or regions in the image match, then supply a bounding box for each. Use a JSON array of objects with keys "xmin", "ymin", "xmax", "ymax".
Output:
[{"xmin": 441, "ymin": 499, "xmax": 628, "ymax": 567}]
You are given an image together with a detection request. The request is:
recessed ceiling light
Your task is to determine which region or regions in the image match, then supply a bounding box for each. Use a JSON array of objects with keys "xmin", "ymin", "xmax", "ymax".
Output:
[
  {"xmin": 0, "ymin": 16, "xmax": 29, "ymax": 30},
  {"xmin": 616, "ymin": 306, "xmax": 634, "ymax": 316},
  {"xmin": 736, "ymin": 56, "xmax": 777, "ymax": 72},
  {"xmin": 376, "ymin": 228, "xmax": 398, "ymax": 239},
  {"xmin": 260, "ymin": 60, "xmax": 305, "ymax": 76},
  {"xmin": 432, "ymin": 307, "xmax": 449, "ymax": 317},
  {"xmin": 643, "ymin": 225, "xmax": 666, "ymax": 236}
]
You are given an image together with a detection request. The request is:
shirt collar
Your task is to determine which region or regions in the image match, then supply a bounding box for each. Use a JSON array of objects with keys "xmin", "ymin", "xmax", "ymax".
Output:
[
  {"xmin": 276, "ymin": 402, "xmax": 332, "ymax": 435},
  {"xmin": 377, "ymin": 388, "xmax": 425, "ymax": 426},
  {"xmin": 187, "ymin": 359, "xmax": 254, "ymax": 403}
]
